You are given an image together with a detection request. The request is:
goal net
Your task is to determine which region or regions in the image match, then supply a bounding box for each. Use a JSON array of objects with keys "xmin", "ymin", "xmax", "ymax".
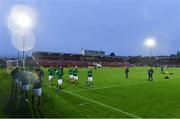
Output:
[{"xmin": 6, "ymin": 59, "xmax": 25, "ymax": 73}]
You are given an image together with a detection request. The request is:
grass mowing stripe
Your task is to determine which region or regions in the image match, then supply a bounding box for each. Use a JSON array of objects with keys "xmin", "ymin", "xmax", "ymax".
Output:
[{"xmin": 63, "ymin": 90, "xmax": 141, "ymax": 118}]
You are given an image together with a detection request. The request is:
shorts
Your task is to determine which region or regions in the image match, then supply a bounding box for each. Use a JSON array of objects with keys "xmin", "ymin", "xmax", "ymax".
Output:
[
  {"xmin": 19, "ymin": 81, "xmax": 22, "ymax": 87},
  {"xmin": 57, "ymin": 79, "xmax": 63, "ymax": 85},
  {"xmin": 48, "ymin": 75, "xmax": 53, "ymax": 81},
  {"xmin": 88, "ymin": 77, "xmax": 93, "ymax": 82},
  {"xmin": 32, "ymin": 88, "xmax": 42, "ymax": 96},
  {"xmin": 69, "ymin": 75, "xmax": 73, "ymax": 79},
  {"xmin": 14, "ymin": 79, "xmax": 18, "ymax": 84},
  {"xmin": 73, "ymin": 76, "xmax": 78, "ymax": 80},
  {"xmin": 23, "ymin": 85, "xmax": 29, "ymax": 91}
]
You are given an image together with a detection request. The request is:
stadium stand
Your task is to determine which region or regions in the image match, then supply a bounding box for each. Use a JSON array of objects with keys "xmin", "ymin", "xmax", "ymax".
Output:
[
  {"xmin": 127, "ymin": 56, "xmax": 180, "ymax": 67},
  {"xmin": 32, "ymin": 51, "xmax": 125, "ymax": 67},
  {"xmin": 31, "ymin": 51, "xmax": 180, "ymax": 68},
  {"xmin": 2, "ymin": 52, "xmax": 179, "ymax": 68}
]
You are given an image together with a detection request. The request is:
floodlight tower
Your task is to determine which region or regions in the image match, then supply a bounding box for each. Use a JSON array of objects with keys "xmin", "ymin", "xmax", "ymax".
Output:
[
  {"xmin": 15, "ymin": 13, "xmax": 34, "ymax": 69},
  {"xmin": 144, "ymin": 38, "xmax": 156, "ymax": 66},
  {"xmin": 8, "ymin": 5, "xmax": 37, "ymax": 69},
  {"xmin": 15, "ymin": 12, "xmax": 34, "ymax": 57}
]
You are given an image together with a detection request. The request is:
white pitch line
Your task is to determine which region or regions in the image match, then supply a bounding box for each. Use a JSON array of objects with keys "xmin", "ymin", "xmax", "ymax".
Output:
[
  {"xmin": 66, "ymin": 81, "xmax": 160, "ymax": 93},
  {"xmin": 64, "ymin": 91, "xmax": 141, "ymax": 118},
  {"xmin": 79, "ymin": 102, "xmax": 89, "ymax": 106},
  {"xmin": 67, "ymin": 84, "xmax": 123, "ymax": 93}
]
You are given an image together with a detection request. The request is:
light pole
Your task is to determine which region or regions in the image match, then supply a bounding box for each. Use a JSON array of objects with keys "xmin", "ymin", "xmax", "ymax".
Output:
[
  {"xmin": 149, "ymin": 48, "xmax": 152, "ymax": 65},
  {"xmin": 23, "ymin": 33, "xmax": 25, "ymax": 69},
  {"xmin": 7, "ymin": 4, "xmax": 37, "ymax": 69},
  {"xmin": 144, "ymin": 38, "xmax": 156, "ymax": 66}
]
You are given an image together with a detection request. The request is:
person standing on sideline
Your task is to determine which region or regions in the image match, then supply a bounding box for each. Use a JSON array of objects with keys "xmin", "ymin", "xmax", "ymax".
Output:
[
  {"xmin": 19, "ymin": 69, "xmax": 30, "ymax": 103},
  {"xmin": 11, "ymin": 67, "xmax": 19, "ymax": 92},
  {"xmin": 125, "ymin": 65, "xmax": 129, "ymax": 79},
  {"xmin": 161, "ymin": 65, "xmax": 164, "ymax": 74},
  {"xmin": 32, "ymin": 67, "xmax": 44, "ymax": 110},
  {"xmin": 148, "ymin": 66, "xmax": 154, "ymax": 81}
]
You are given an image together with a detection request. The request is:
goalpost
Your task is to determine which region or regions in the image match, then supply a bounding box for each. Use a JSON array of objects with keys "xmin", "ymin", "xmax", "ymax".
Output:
[
  {"xmin": 6, "ymin": 59, "xmax": 25, "ymax": 73},
  {"xmin": 32, "ymin": 54, "xmax": 39, "ymax": 66},
  {"xmin": 6, "ymin": 55, "xmax": 40, "ymax": 74}
]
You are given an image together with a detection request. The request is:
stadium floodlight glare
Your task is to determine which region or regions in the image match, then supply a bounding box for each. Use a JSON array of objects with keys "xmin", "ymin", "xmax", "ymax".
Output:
[
  {"xmin": 144, "ymin": 38, "xmax": 156, "ymax": 48},
  {"xmin": 144, "ymin": 38, "xmax": 157, "ymax": 66},
  {"xmin": 7, "ymin": 4, "xmax": 37, "ymax": 32},
  {"xmin": 13, "ymin": 12, "xmax": 33, "ymax": 29}
]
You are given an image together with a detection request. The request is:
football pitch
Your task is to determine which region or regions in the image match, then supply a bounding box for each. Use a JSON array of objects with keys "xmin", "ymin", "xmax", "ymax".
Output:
[{"xmin": 0, "ymin": 67, "xmax": 180, "ymax": 118}]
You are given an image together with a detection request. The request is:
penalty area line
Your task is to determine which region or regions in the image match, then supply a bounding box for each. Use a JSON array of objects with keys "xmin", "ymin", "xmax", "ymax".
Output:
[{"xmin": 64, "ymin": 91, "xmax": 141, "ymax": 118}]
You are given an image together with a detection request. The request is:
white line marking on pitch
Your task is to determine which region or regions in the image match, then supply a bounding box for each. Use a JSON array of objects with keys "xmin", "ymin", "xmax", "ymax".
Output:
[
  {"xmin": 79, "ymin": 102, "xmax": 89, "ymax": 106},
  {"xmin": 64, "ymin": 91, "xmax": 141, "ymax": 118},
  {"xmin": 66, "ymin": 80, "xmax": 163, "ymax": 93},
  {"xmin": 67, "ymin": 84, "xmax": 123, "ymax": 93}
]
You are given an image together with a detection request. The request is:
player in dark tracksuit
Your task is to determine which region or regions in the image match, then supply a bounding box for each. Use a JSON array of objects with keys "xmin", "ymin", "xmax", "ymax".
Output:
[
  {"xmin": 161, "ymin": 65, "xmax": 164, "ymax": 74},
  {"xmin": 32, "ymin": 67, "xmax": 44, "ymax": 110},
  {"xmin": 125, "ymin": 66, "xmax": 129, "ymax": 79},
  {"xmin": 148, "ymin": 67, "xmax": 154, "ymax": 81},
  {"xmin": 19, "ymin": 70, "xmax": 30, "ymax": 102},
  {"xmin": 11, "ymin": 67, "xmax": 19, "ymax": 92}
]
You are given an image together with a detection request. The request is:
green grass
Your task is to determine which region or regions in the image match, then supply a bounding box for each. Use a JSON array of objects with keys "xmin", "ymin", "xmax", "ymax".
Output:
[{"xmin": 0, "ymin": 67, "xmax": 180, "ymax": 118}]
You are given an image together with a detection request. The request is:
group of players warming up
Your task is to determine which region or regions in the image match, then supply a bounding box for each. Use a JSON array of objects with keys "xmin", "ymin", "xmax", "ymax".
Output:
[
  {"xmin": 10, "ymin": 64, "xmax": 171, "ymax": 111},
  {"xmin": 48, "ymin": 65, "xmax": 93, "ymax": 88},
  {"xmin": 10, "ymin": 65, "xmax": 93, "ymax": 111}
]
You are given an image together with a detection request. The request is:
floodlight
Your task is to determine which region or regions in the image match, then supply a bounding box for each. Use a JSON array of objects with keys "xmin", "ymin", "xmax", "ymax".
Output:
[
  {"xmin": 144, "ymin": 38, "xmax": 156, "ymax": 48},
  {"xmin": 7, "ymin": 4, "xmax": 37, "ymax": 33},
  {"xmin": 13, "ymin": 12, "xmax": 33, "ymax": 29}
]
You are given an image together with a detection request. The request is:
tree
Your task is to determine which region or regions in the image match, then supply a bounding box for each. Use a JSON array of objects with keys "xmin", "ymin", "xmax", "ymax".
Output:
[
  {"xmin": 110, "ymin": 52, "xmax": 115, "ymax": 57},
  {"xmin": 177, "ymin": 51, "xmax": 180, "ymax": 58},
  {"xmin": 170, "ymin": 54, "xmax": 176, "ymax": 57}
]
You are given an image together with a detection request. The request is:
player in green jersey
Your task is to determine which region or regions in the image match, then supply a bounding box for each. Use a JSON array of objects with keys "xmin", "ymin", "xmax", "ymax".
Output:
[
  {"xmin": 56, "ymin": 68, "xmax": 63, "ymax": 89},
  {"xmin": 86, "ymin": 67, "xmax": 93, "ymax": 87},
  {"xmin": 68, "ymin": 67, "xmax": 74, "ymax": 82},
  {"xmin": 48, "ymin": 66, "xmax": 54, "ymax": 87},
  {"xmin": 72, "ymin": 66, "xmax": 79, "ymax": 86}
]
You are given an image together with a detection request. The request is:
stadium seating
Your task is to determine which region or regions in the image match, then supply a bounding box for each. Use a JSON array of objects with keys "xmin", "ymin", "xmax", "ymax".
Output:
[
  {"xmin": 31, "ymin": 51, "xmax": 180, "ymax": 68},
  {"xmin": 32, "ymin": 51, "xmax": 125, "ymax": 67}
]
